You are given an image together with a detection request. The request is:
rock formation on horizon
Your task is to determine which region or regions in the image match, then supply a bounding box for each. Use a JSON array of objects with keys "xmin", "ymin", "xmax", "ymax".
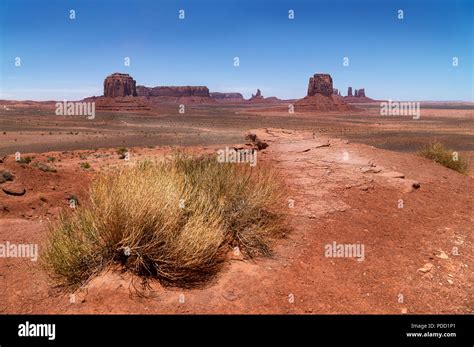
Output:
[
  {"xmin": 210, "ymin": 92, "xmax": 244, "ymax": 100},
  {"xmin": 307, "ymin": 74, "xmax": 333, "ymax": 97},
  {"xmin": 249, "ymin": 89, "xmax": 265, "ymax": 102},
  {"xmin": 356, "ymin": 88, "xmax": 366, "ymax": 97},
  {"xmin": 343, "ymin": 87, "xmax": 372, "ymax": 102},
  {"xmin": 252, "ymin": 89, "xmax": 263, "ymax": 99},
  {"xmin": 346, "ymin": 87, "xmax": 368, "ymax": 98},
  {"xmin": 104, "ymin": 73, "xmax": 137, "ymax": 97},
  {"xmin": 136, "ymin": 85, "xmax": 210, "ymax": 98},
  {"xmin": 295, "ymin": 73, "xmax": 356, "ymax": 112}
]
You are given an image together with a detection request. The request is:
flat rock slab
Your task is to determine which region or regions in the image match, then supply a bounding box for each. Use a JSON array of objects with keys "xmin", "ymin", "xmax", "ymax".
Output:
[
  {"xmin": 378, "ymin": 171, "xmax": 405, "ymax": 179},
  {"xmin": 2, "ymin": 183, "xmax": 26, "ymax": 196}
]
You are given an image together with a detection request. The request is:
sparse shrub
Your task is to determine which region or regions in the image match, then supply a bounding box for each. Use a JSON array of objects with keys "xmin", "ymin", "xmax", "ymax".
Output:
[
  {"xmin": 117, "ymin": 147, "xmax": 128, "ymax": 159},
  {"xmin": 47, "ymin": 156, "xmax": 56, "ymax": 162},
  {"xmin": 418, "ymin": 142, "xmax": 469, "ymax": 174},
  {"xmin": 33, "ymin": 162, "xmax": 57, "ymax": 173},
  {"xmin": 80, "ymin": 162, "xmax": 91, "ymax": 170},
  {"xmin": 43, "ymin": 152, "xmax": 286, "ymax": 288},
  {"xmin": 17, "ymin": 156, "xmax": 32, "ymax": 164}
]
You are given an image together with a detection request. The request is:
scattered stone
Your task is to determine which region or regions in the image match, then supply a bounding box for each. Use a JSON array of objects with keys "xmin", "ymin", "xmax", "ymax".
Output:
[
  {"xmin": 2, "ymin": 183, "xmax": 26, "ymax": 196},
  {"xmin": 379, "ymin": 171, "xmax": 405, "ymax": 179},
  {"xmin": 0, "ymin": 170, "xmax": 14, "ymax": 183},
  {"xmin": 222, "ymin": 290, "xmax": 238, "ymax": 301},
  {"xmin": 314, "ymin": 143, "xmax": 330, "ymax": 148},
  {"xmin": 34, "ymin": 163, "xmax": 57, "ymax": 173},
  {"xmin": 245, "ymin": 133, "xmax": 268, "ymax": 150},
  {"xmin": 361, "ymin": 167, "xmax": 382, "ymax": 174},
  {"xmin": 394, "ymin": 179, "xmax": 421, "ymax": 193},
  {"xmin": 418, "ymin": 263, "xmax": 434, "ymax": 273},
  {"xmin": 436, "ymin": 251, "xmax": 449, "ymax": 260}
]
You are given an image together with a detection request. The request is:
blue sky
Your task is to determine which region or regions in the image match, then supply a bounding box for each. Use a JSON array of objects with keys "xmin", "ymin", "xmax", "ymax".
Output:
[{"xmin": 0, "ymin": 0, "xmax": 472, "ymax": 101}]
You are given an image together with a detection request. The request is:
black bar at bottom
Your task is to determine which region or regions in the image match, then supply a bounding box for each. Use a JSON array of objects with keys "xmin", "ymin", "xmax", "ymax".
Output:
[{"xmin": 0, "ymin": 314, "xmax": 471, "ymax": 346}]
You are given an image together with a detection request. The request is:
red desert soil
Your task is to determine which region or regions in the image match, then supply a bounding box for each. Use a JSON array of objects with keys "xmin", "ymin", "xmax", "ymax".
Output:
[{"xmin": 0, "ymin": 128, "xmax": 472, "ymax": 314}]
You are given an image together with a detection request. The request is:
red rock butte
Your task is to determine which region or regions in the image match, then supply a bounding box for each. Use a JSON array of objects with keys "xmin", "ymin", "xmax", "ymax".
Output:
[
  {"xmin": 103, "ymin": 73, "xmax": 137, "ymax": 97},
  {"xmin": 295, "ymin": 73, "xmax": 357, "ymax": 112},
  {"xmin": 307, "ymin": 74, "xmax": 333, "ymax": 97}
]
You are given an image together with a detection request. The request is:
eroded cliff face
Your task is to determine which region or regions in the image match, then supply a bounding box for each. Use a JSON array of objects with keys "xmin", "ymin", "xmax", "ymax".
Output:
[
  {"xmin": 136, "ymin": 85, "xmax": 210, "ymax": 97},
  {"xmin": 295, "ymin": 73, "xmax": 357, "ymax": 112},
  {"xmin": 103, "ymin": 73, "xmax": 137, "ymax": 97},
  {"xmin": 307, "ymin": 74, "xmax": 333, "ymax": 97},
  {"xmin": 210, "ymin": 92, "xmax": 244, "ymax": 100}
]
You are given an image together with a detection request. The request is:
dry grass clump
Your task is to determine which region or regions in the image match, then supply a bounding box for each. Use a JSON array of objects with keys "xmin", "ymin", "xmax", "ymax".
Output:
[
  {"xmin": 418, "ymin": 142, "xmax": 469, "ymax": 174},
  {"xmin": 43, "ymin": 152, "xmax": 286, "ymax": 288}
]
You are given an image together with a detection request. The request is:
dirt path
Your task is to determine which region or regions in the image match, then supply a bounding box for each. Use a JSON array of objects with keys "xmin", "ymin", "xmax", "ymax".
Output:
[{"xmin": 0, "ymin": 128, "xmax": 472, "ymax": 313}]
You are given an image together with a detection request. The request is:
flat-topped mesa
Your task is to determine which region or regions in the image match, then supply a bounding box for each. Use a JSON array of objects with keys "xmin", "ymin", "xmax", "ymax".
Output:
[
  {"xmin": 347, "ymin": 87, "xmax": 353, "ymax": 97},
  {"xmin": 136, "ymin": 86, "xmax": 210, "ymax": 97},
  {"xmin": 357, "ymin": 88, "xmax": 366, "ymax": 97},
  {"xmin": 210, "ymin": 92, "xmax": 244, "ymax": 100},
  {"xmin": 307, "ymin": 74, "xmax": 333, "ymax": 97},
  {"xmin": 103, "ymin": 73, "xmax": 137, "ymax": 97}
]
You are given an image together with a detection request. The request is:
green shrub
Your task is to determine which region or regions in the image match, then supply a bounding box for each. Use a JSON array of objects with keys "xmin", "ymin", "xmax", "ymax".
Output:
[
  {"xmin": 418, "ymin": 142, "xmax": 469, "ymax": 174},
  {"xmin": 80, "ymin": 162, "xmax": 91, "ymax": 170}
]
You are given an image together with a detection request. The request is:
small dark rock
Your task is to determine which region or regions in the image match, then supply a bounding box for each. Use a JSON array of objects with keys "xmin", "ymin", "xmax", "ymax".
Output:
[{"xmin": 2, "ymin": 184, "xmax": 26, "ymax": 196}]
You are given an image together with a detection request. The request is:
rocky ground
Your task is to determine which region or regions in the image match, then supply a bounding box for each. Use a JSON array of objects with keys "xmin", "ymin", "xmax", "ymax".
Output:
[{"xmin": 0, "ymin": 126, "xmax": 472, "ymax": 314}]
